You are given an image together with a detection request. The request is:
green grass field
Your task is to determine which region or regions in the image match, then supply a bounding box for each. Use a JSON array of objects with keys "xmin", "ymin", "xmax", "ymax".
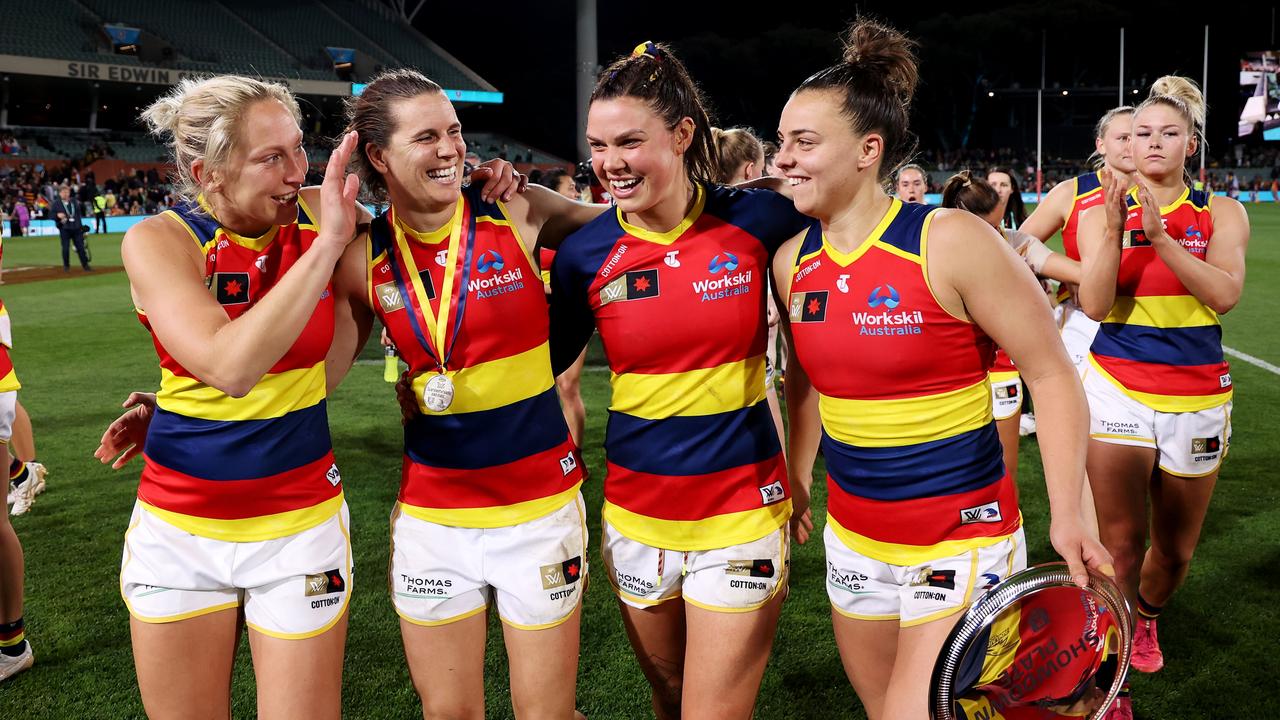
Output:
[{"xmin": 0, "ymin": 205, "xmax": 1276, "ymax": 719}]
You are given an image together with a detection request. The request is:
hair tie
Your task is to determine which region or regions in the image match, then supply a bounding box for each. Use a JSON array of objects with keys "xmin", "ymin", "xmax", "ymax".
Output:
[{"xmin": 632, "ymin": 41, "xmax": 662, "ymax": 60}]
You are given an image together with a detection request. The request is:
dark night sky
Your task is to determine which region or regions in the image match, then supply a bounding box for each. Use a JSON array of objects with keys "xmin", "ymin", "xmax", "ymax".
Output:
[{"xmin": 413, "ymin": 1, "xmax": 1280, "ymax": 164}]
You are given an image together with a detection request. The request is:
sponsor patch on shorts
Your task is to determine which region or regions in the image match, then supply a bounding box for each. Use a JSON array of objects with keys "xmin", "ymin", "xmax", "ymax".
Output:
[
  {"xmin": 540, "ymin": 556, "xmax": 583, "ymax": 590},
  {"xmin": 304, "ymin": 569, "xmax": 345, "ymax": 597}
]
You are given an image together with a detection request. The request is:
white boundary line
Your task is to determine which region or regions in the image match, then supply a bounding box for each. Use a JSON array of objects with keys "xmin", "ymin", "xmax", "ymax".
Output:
[{"xmin": 1224, "ymin": 346, "xmax": 1280, "ymax": 376}]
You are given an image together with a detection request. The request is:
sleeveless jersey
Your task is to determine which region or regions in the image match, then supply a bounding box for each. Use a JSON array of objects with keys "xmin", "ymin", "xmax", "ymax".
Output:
[
  {"xmin": 137, "ymin": 198, "xmax": 341, "ymax": 542},
  {"xmin": 1057, "ymin": 172, "xmax": 1105, "ymax": 304},
  {"xmin": 368, "ymin": 185, "xmax": 581, "ymax": 528},
  {"xmin": 0, "ymin": 299, "xmax": 18, "ymax": 393},
  {"xmin": 1088, "ymin": 188, "xmax": 1231, "ymax": 412},
  {"xmin": 550, "ymin": 184, "xmax": 812, "ymax": 550},
  {"xmin": 788, "ymin": 199, "xmax": 1019, "ymax": 565}
]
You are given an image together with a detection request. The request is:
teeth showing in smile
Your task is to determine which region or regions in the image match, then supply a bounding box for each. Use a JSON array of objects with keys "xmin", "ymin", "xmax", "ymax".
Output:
[
  {"xmin": 428, "ymin": 167, "xmax": 458, "ymax": 182},
  {"xmin": 611, "ymin": 178, "xmax": 640, "ymax": 190},
  {"xmin": 272, "ymin": 191, "xmax": 298, "ymax": 204},
  {"xmin": 788, "ymin": 177, "xmax": 809, "ymax": 186}
]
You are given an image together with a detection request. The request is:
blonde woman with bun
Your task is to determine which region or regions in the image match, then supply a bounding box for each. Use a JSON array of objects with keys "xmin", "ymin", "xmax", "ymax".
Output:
[
  {"xmin": 774, "ymin": 19, "xmax": 1111, "ymax": 719},
  {"xmin": 1077, "ymin": 75, "xmax": 1248, "ymax": 720}
]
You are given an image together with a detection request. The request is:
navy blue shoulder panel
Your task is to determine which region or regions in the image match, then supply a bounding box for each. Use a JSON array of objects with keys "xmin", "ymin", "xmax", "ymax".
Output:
[
  {"xmin": 793, "ymin": 221, "xmax": 825, "ymax": 266},
  {"xmin": 169, "ymin": 200, "xmax": 220, "ymax": 246},
  {"xmin": 878, "ymin": 201, "xmax": 935, "ymax": 256},
  {"xmin": 464, "ymin": 182, "xmax": 504, "ymax": 220},
  {"xmin": 369, "ymin": 212, "xmax": 393, "ymax": 258},
  {"xmin": 702, "ymin": 184, "xmax": 814, "ymax": 253},
  {"xmin": 1190, "ymin": 188, "xmax": 1211, "ymax": 209},
  {"xmin": 1076, "ymin": 171, "xmax": 1102, "ymax": 195}
]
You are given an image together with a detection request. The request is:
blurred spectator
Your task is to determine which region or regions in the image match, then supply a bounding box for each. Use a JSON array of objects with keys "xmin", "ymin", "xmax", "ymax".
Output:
[{"xmin": 535, "ymin": 168, "xmax": 580, "ymax": 200}]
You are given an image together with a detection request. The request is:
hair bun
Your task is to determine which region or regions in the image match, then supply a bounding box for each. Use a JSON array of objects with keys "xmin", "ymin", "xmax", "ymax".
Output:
[
  {"xmin": 840, "ymin": 18, "xmax": 919, "ymax": 105},
  {"xmin": 1148, "ymin": 75, "xmax": 1205, "ymax": 130}
]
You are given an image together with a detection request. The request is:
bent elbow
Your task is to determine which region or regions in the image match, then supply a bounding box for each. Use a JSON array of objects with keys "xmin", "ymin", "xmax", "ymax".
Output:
[
  {"xmin": 1081, "ymin": 300, "xmax": 1111, "ymax": 323},
  {"xmin": 1210, "ymin": 296, "xmax": 1240, "ymax": 315}
]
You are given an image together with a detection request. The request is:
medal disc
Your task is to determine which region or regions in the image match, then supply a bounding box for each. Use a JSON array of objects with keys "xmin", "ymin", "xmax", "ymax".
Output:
[{"xmin": 422, "ymin": 373, "xmax": 455, "ymax": 412}]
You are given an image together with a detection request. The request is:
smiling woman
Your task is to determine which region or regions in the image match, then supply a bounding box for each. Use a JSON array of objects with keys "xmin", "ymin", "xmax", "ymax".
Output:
[{"xmin": 116, "ymin": 75, "xmax": 363, "ymax": 720}]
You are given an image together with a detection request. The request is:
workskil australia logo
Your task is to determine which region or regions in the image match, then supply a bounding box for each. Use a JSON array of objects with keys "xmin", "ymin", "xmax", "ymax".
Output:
[
  {"xmin": 852, "ymin": 284, "xmax": 923, "ymax": 336},
  {"xmin": 693, "ymin": 251, "xmax": 752, "ymax": 302}
]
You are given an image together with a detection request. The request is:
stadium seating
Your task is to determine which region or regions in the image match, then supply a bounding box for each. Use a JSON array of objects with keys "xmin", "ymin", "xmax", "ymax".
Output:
[
  {"xmin": 316, "ymin": 0, "xmax": 482, "ymax": 90},
  {"xmin": 78, "ymin": 0, "xmax": 333, "ymax": 79},
  {"xmin": 0, "ymin": 0, "xmax": 144, "ymax": 66}
]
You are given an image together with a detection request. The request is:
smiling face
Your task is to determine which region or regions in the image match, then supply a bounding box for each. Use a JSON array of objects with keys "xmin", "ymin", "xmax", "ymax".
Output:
[
  {"xmin": 586, "ymin": 96, "xmax": 693, "ymax": 217},
  {"xmin": 206, "ymin": 99, "xmax": 307, "ymax": 230},
  {"xmin": 369, "ymin": 91, "xmax": 465, "ymax": 216},
  {"xmin": 1133, "ymin": 102, "xmax": 1195, "ymax": 181},
  {"xmin": 775, "ymin": 89, "xmax": 872, "ymax": 220}
]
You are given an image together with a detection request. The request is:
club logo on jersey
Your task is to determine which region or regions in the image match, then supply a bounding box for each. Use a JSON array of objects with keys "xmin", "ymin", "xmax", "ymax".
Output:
[
  {"xmin": 540, "ymin": 556, "xmax": 583, "ymax": 590},
  {"xmin": 981, "ymin": 573, "xmax": 1002, "ymax": 590},
  {"xmin": 960, "ymin": 501, "xmax": 1003, "ymax": 525},
  {"xmin": 435, "ymin": 249, "xmax": 449, "ymax": 267},
  {"xmin": 758, "ymin": 480, "xmax": 786, "ymax": 506},
  {"xmin": 599, "ymin": 269, "xmax": 660, "ymax": 306},
  {"xmin": 1220, "ymin": 373, "xmax": 1232, "ymax": 388},
  {"xmin": 790, "ymin": 290, "xmax": 828, "ymax": 322},
  {"xmin": 725, "ymin": 559, "xmax": 775, "ymax": 578},
  {"xmin": 325, "ymin": 463, "xmax": 342, "ymax": 487},
  {"xmin": 476, "ymin": 250, "xmax": 505, "ymax": 273},
  {"xmin": 418, "ymin": 270, "xmax": 437, "ymax": 299},
  {"xmin": 853, "ymin": 283, "xmax": 923, "ymax": 336},
  {"xmin": 559, "ymin": 450, "xmax": 578, "ymax": 476},
  {"xmin": 911, "ymin": 568, "xmax": 956, "ymax": 590},
  {"xmin": 995, "ymin": 384, "xmax": 1019, "ymax": 400},
  {"xmin": 1191, "ymin": 436, "xmax": 1221, "ymax": 455},
  {"xmin": 214, "ymin": 272, "xmax": 250, "ymax": 305},
  {"xmin": 664, "ymin": 250, "xmax": 681, "ymax": 268},
  {"xmin": 867, "ymin": 284, "xmax": 900, "ymax": 309},
  {"xmin": 254, "ymin": 255, "xmax": 268, "ymax": 273},
  {"xmin": 708, "ymin": 251, "xmax": 739, "ymax": 274},
  {"xmin": 836, "ymin": 274, "xmax": 850, "ymax": 294},
  {"xmin": 304, "ymin": 569, "xmax": 345, "ymax": 597},
  {"xmin": 1122, "ymin": 228, "xmax": 1152, "ymax": 249}
]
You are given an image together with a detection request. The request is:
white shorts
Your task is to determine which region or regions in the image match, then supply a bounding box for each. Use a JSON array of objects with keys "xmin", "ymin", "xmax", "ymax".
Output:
[
  {"xmin": 1083, "ymin": 366, "xmax": 1232, "ymax": 478},
  {"xmin": 602, "ymin": 518, "xmax": 789, "ymax": 613},
  {"xmin": 990, "ymin": 374, "xmax": 1023, "ymax": 421},
  {"xmin": 825, "ymin": 525, "xmax": 1026, "ymax": 627},
  {"xmin": 1058, "ymin": 303, "xmax": 1100, "ymax": 372},
  {"xmin": 120, "ymin": 501, "xmax": 353, "ymax": 639},
  {"xmin": 0, "ymin": 390, "xmax": 14, "ymax": 442},
  {"xmin": 390, "ymin": 493, "xmax": 588, "ymax": 630}
]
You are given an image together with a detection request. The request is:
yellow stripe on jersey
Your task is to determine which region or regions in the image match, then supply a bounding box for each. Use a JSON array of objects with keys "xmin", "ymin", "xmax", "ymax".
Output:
[
  {"xmin": 1087, "ymin": 356, "xmax": 1231, "ymax": 413},
  {"xmin": 821, "ymin": 200, "xmax": 904, "ymax": 267},
  {"xmin": 1103, "ymin": 295, "xmax": 1220, "ymax": 328},
  {"xmin": 398, "ymin": 482, "xmax": 581, "ymax": 528},
  {"xmin": 603, "ymin": 498, "xmax": 790, "ymax": 552},
  {"xmin": 989, "ymin": 370, "xmax": 1020, "ymax": 384},
  {"xmin": 616, "ymin": 184, "xmax": 706, "ymax": 245},
  {"xmin": 827, "ymin": 512, "xmax": 1014, "ymax": 566},
  {"xmin": 157, "ymin": 363, "xmax": 326, "ymax": 421},
  {"xmin": 819, "ymin": 377, "xmax": 992, "ymax": 448},
  {"xmin": 411, "ymin": 341, "xmax": 554, "ymax": 415},
  {"xmin": 138, "ymin": 493, "xmax": 343, "ymax": 543},
  {"xmin": 609, "ymin": 355, "xmax": 767, "ymax": 419},
  {"xmin": 0, "ymin": 367, "xmax": 20, "ymax": 394}
]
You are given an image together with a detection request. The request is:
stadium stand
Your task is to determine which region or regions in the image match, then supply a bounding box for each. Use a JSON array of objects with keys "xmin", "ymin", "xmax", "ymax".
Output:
[
  {"xmin": 317, "ymin": 0, "xmax": 483, "ymax": 90},
  {"xmin": 0, "ymin": 0, "xmax": 143, "ymax": 66}
]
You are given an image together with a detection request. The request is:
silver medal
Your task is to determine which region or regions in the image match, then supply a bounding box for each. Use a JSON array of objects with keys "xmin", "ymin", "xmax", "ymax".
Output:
[{"xmin": 422, "ymin": 373, "xmax": 455, "ymax": 412}]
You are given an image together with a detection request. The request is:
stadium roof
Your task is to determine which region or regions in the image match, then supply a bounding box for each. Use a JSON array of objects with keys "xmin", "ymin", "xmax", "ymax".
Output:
[{"xmin": 0, "ymin": 0, "xmax": 499, "ymax": 100}]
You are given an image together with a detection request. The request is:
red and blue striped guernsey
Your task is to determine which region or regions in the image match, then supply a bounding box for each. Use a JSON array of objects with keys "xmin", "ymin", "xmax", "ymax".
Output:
[
  {"xmin": 1088, "ymin": 187, "xmax": 1231, "ymax": 412},
  {"xmin": 368, "ymin": 184, "xmax": 582, "ymax": 528},
  {"xmin": 550, "ymin": 184, "xmax": 812, "ymax": 550},
  {"xmin": 1058, "ymin": 172, "xmax": 1105, "ymax": 303},
  {"xmin": 137, "ymin": 198, "xmax": 341, "ymax": 542},
  {"xmin": 787, "ymin": 199, "xmax": 1020, "ymax": 565}
]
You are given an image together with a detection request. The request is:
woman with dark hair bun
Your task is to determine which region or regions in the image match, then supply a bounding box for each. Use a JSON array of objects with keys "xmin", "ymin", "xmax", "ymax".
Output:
[
  {"xmin": 550, "ymin": 41, "xmax": 813, "ymax": 719},
  {"xmin": 773, "ymin": 19, "xmax": 1110, "ymax": 719}
]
